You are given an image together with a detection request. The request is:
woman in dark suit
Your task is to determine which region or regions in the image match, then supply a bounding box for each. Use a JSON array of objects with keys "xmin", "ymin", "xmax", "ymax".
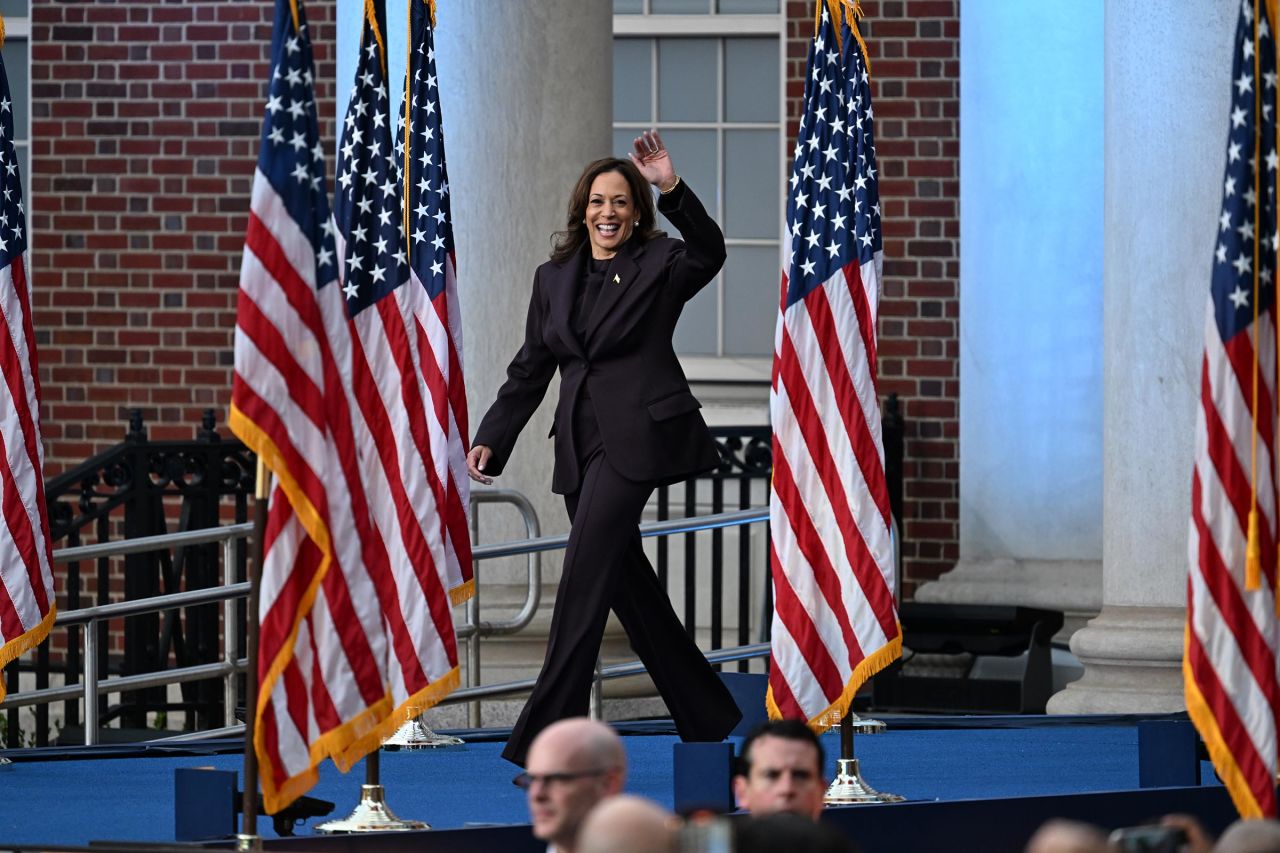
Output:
[{"xmin": 467, "ymin": 130, "xmax": 742, "ymax": 767}]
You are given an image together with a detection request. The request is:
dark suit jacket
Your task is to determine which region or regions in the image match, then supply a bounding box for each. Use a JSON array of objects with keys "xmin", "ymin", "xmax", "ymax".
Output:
[{"xmin": 474, "ymin": 182, "xmax": 725, "ymax": 494}]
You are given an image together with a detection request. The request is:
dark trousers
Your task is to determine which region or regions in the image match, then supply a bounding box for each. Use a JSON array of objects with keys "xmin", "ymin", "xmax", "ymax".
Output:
[{"xmin": 500, "ymin": 449, "xmax": 743, "ymax": 767}]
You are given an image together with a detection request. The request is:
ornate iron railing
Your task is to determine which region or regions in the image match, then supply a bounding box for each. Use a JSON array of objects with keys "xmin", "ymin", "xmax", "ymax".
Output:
[
  {"xmin": 8, "ymin": 395, "xmax": 903, "ymax": 746},
  {"xmin": 7, "ymin": 410, "xmax": 254, "ymax": 746}
]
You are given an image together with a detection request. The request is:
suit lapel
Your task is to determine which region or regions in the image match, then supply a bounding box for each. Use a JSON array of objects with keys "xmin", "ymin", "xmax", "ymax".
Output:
[
  {"xmin": 585, "ymin": 238, "xmax": 644, "ymax": 347},
  {"xmin": 549, "ymin": 247, "xmax": 587, "ymax": 360}
]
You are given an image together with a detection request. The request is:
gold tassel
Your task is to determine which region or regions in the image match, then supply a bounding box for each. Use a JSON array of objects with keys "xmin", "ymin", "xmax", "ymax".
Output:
[
  {"xmin": 847, "ymin": 4, "xmax": 872, "ymax": 78},
  {"xmin": 1, "ymin": 15, "xmax": 7, "ymax": 50},
  {"xmin": 1247, "ymin": 507, "xmax": 1263, "ymax": 591},
  {"xmin": 364, "ymin": 0, "xmax": 387, "ymax": 74},
  {"xmin": 812, "ymin": 0, "xmax": 872, "ymax": 75},
  {"xmin": 815, "ymin": 0, "xmax": 842, "ymax": 43}
]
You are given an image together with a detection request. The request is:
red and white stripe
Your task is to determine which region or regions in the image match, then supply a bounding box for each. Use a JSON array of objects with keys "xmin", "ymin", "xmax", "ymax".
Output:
[
  {"xmin": 408, "ymin": 260, "xmax": 472, "ymax": 602},
  {"xmin": 768, "ymin": 246, "xmax": 901, "ymax": 727},
  {"xmin": 1187, "ymin": 301, "xmax": 1280, "ymax": 819},
  {"xmin": 327, "ymin": 227, "xmax": 459, "ymax": 719},
  {"xmin": 0, "ymin": 251, "xmax": 55, "ymax": 696},
  {"xmin": 234, "ymin": 174, "xmax": 396, "ymax": 812}
]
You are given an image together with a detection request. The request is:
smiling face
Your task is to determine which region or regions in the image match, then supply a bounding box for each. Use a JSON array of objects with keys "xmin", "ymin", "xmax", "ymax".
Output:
[{"xmin": 584, "ymin": 170, "xmax": 636, "ymax": 260}]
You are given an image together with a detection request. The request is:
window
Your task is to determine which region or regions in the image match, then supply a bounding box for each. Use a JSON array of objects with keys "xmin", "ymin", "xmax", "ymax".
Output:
[{"xmin": 613, "ymin": 1, "xmax": 783, "ymax": 366}]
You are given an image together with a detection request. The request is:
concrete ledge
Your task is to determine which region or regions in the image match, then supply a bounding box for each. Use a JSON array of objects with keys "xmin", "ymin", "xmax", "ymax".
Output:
[{"xmin": 914, "ymin": 557, "xmax": 1102, "ymax": 640}]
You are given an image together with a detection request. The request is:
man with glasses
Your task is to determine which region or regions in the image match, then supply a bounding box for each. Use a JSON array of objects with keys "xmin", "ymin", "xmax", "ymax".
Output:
[{"xmin": 513, "ymin": 717, "xmax": 627, "ymax": 853}]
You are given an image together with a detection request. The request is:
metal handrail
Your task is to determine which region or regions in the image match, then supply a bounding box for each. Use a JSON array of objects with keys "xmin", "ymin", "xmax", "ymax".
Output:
[
  {"xmin": 1, "ymin": 526, "xmax": 257, "ymax": 745},
  {"xmin": 442, "ymin": 641, "xmax": 772, "ymax": 704},
  {"xmin": 4, "ymin": 501, "xmax": 770, "ymax": 745},
  {"xmin": 51, "ymin": 582, "xmax": 252, "ymax": 627},
  {"xmin": 462, "ymin": 490, "xmax": 542, "ymax": 640},
  {"xmin": 462, "ymin": 490, "xmax": 543, "ymax": 728},
  {"xmin": 469, "ymin": 506, "xmax": 768, "ymax": 561},
  {"xmin": 53, "ymin": 523, "xmax": 255, "ymax": 563},
  {"xmin": 2, "ymin": 658, "xmax": 248, "ymax": 709},
  {"xmin": 144, "ymin": 642, "xmax": 774, "ymax": 743}
]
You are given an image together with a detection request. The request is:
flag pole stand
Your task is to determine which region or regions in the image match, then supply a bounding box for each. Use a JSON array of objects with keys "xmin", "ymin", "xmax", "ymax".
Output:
[
  {"xmin": 317, "ymin": 750, "xmax": 429, "ymax": 833},
  {"xmin": 237, "ymin": 459, "xmax": 271, "ymax": 852},
  {"xmin": 823, "ymin": 710, "xmax": 904, "ymax": 805},
  {"xmin": 383, "ymin": 716, "xmax": 463, "ymax": 749}
]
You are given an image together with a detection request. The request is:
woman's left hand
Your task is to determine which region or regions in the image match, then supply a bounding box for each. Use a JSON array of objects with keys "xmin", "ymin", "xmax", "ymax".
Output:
[{"xmin": 630, "ymin": 129, "xmax": 678, "ymax": 192}]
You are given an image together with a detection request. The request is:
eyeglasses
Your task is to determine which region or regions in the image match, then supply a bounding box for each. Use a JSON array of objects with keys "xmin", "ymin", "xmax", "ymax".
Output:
[{"xmin": 512, "ymin": 768, "xmax": 613, "ymax": 790}]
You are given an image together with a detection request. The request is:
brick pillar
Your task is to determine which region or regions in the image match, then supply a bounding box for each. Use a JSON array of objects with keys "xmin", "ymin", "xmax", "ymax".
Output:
[{"xmin": 30, "ymin": 0, "xmax": 337, "ymax": 474}]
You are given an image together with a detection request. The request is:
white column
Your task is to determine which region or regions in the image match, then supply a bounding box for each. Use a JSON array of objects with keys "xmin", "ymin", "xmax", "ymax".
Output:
[
  {"xmin": 435, "ymin": 6, "xmax": 614, "ymax": 719},
  {"xmin": 1047, "ymin": 0, "xmax": 1235, "ymax": 713},
  {"xmin": 435, "ymin": 2, "xmax": 612, "ymax": 576},
  {"xmin": 916, "ymin": 1, "xmax": 1104, "ymax": 634}
]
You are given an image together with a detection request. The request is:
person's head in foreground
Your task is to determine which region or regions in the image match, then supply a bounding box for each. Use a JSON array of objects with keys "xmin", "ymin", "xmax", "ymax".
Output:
[
  {"xmin": 577, "ymin": 794, "xmax": 677, "ymax": 853},
  {"xmin": 733, "ymin": 719, "xmax": 827, "ymax": 820},
  {"xmin": 1024, "ymin": 819, "xmax": 1110, "ymax": 853},
  {"xmin": 1026, "ymin": 814, "xmax": 1220, "ymax": 853},
  {"xmin": 518, "ymin": 718, "xmax": 627, "ymax": 853},
  {"xmin": 733, "ymin": 811, "xmax": 860, "ymax": 853},
  {"xmin": 1215, "ymin": 817, "xmax": 1280, "ymax": 853}
]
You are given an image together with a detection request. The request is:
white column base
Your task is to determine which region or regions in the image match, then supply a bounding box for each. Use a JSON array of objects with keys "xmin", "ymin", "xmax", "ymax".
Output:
[
  {"xmin": 913, "ymin": 557, "xmax": 1102, "ymax": 639},
  {"xmin": 1046, "ymin": 605, "xmax": 1185, "ymax": 714}
]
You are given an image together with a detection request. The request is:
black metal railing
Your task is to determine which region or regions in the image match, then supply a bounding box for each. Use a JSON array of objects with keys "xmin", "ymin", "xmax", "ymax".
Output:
[
  {"xmin": 8, "ymin": 410, "xmax": 254, "ymax": 746},
  {"xmin": 12, "ymin": 393, "xmax": 903, "ymax": 745}
]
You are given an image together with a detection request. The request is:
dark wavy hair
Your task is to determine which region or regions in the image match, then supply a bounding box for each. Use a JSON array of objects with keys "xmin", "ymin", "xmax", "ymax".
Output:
[{"xmin": 549, "ymin": 157, "xmax": 666, "ymax": 263}]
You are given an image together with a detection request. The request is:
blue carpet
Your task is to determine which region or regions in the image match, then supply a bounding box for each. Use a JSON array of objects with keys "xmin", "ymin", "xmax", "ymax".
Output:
[{"xmin": 0, "ymin": 724, "xmax": 1162, "ymax": 847}]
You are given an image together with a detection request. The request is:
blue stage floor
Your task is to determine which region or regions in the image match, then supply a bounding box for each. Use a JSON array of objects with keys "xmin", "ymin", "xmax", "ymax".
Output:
[{"xmin": 0, "ymin": 717, "xmax": 1224, "ymax": 849}]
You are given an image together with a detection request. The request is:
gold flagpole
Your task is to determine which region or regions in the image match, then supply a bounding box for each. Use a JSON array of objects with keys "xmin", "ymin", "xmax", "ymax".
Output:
[
  {"xmin": 1246, "ymin": 0, "xmax": 1266, "ymax": 590},
  {"xmin": 237, "ymin": 458, "xmax": 270, "ymax": 851},
  {"xmin": 402, "ymin": 0, "xmax": 412, "ymax": 269},
  {"xmin": 1271, "ymin": 0, "xmax": 1280, "ymax": 613}
]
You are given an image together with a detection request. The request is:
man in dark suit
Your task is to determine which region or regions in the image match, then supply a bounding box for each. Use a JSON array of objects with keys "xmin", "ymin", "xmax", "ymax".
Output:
[{"xmin": 468, "ymin": 130, "xmax": 742, "ymax": 767}]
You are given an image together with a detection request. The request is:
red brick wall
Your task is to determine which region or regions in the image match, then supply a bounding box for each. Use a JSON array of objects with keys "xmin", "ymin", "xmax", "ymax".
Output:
[
  {"xmin": 785, "ymin": 0, "xmax": 960, "ymax": 595},
  {"xmin": 29, "ymin": 0, "xmax": 336, "ymax": 473},
  {"xmin": 26, "ymin": 0, "xmax": 957, "ymax": 593}
]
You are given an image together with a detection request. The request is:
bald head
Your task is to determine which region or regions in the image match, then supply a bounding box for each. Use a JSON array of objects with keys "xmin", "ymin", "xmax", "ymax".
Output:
[
  {"xmin": 578, "ymin": 795, "xmax": 676, "ymax": 853},
  {"xmin": 531, "ymin": 717, "xmax": 627, "ymax": 774},
  {"xmin": 1024, "ymin": 819, "xmax": 1108, "ymax": 853},
  {"xmin": 524, "ymin": 719, "xmax": 627, "ymax": 853},
  {"xmin": 1216, "ymin": 819, "xmax": 1280, "ymax": 853}
]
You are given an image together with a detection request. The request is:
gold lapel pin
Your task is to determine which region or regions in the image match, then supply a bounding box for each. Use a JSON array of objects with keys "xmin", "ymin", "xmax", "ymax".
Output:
[{"xmin": 613, "ymin": 274, "xmax": 621, "ymax": 285}]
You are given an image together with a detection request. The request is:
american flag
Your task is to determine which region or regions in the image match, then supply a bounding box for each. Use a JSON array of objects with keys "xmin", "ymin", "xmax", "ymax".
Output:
[
  {"xmin": 397, "ymin": 0, "xmax": 472, "ymax": 605},
  {"xmin": 330, "ymin": 0, "xmax": 462, "ymax": 730},
  {"xmin": 767, "ymin": 1, "xmax": 901, "ymax": 729},
  {"xmin": 1186, "ymin": 0, "xmax": 1280, "ymax": 819},
  {"xmin": 232, "ymin": 0, "xmax": 400, "ymax": 813},
  {"xmin": 0, "ymin": 22, "xmax": 54, "ymax": 702}
]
